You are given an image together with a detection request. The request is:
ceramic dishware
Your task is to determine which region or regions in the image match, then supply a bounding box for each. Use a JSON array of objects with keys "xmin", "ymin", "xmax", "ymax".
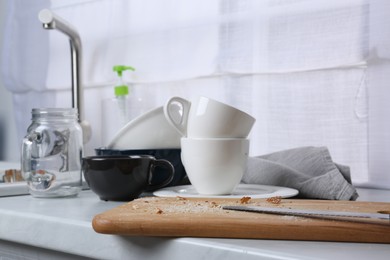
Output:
[
  {"xmin": 95, "ymin": 147, "xmax": 188, "ymax": 187},
  {"xmin": 82, "ymin": 155, "xmax": 174, "ymax": 201},
  {"xmin": 180, "ymin": 137, "xmax": 249, "ymax": 195},
  {"xmin": 164, "ymin": 96, "xmax": 255, "ymax": 138},
  {"xmin": 108, "ymin": 106, "xmax": 181, "ymax": 149}
]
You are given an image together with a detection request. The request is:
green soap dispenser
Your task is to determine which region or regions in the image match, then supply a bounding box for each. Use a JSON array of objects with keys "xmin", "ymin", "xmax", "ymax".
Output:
[
  {"xmin": 102, "ymin": 65, "xmax": 135, "ymax": 145},
  {"xmin": 113, "ymin": 65, "xmax": 135, "ymax": 123}
]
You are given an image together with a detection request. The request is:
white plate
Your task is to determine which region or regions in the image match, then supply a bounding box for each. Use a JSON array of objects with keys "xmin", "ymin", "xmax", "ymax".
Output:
[
  {"xmin": 0, "ymin": 161, "xmax": 89, "ymax": 197},
  {"xmin": 108, "ymin": 106, "xmax": 181, "ymax": 149},
  {"xmin": 0, "ymin": 161, "xmax": 29, "ymax": 197},
  {"xmin": 153, "ymin": 184, "xmax": 299, "ymax": 199}
]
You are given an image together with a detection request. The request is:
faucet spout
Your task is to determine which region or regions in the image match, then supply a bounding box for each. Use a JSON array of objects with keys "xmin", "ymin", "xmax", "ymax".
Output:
[
  {"xmin": 38, "ymin": 9, "xmax": 91, "ymax": 144},
  {"xmin": 39, "ymin": 9, "xmax": 82, "ymax": 120}
]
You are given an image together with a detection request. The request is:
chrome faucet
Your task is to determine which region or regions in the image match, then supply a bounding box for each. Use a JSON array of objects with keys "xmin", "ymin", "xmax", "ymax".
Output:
[{"xmin": 38, "ymin": 9, "xmax": 91, "ymax": 144}]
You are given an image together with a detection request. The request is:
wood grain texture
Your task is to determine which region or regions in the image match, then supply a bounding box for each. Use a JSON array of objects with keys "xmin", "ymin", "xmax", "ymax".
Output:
[{"xmin": 92, "ymin": 197, "xmax": 390, "ymax": 243}]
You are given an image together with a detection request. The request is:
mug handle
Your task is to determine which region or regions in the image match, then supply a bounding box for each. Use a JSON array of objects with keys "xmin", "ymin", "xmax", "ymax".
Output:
[
  {"xmin": 147, "ymin": 159, "xmax": 175, "ymax": 191},
  {"xmin": 163, "ymin": 96, "xmax": 191, "ymax": 137},
  {"xmin": 21, "ymin": 132, "xmax": 41, "ymax": 180}
]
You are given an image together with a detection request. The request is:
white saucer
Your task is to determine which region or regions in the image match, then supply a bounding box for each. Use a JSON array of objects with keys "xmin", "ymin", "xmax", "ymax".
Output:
[{"xmin": 153, "ymin": 184, "xmax": 299, "ymax": 199}]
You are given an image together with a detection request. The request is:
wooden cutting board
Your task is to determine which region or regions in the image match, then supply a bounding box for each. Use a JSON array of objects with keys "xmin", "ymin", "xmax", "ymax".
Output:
[{"xmin": 92, "ymin": 197, "xmax": 390, "ymax": 243}]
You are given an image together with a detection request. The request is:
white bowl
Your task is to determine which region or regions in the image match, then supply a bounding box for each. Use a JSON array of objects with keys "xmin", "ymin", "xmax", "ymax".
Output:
[{"xmin": 108, "ymin": 107, "xmax": 181, "ymax": 149}]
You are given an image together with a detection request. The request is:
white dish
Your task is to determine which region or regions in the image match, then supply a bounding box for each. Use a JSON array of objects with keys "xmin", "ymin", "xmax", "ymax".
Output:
[
  {"xmin": 0, "ymin": 161, "xmax": 89, "ymax": 197},
  {"xmin": 108, "ymin": 106, "xmax": 181, "ymax": 149},
  {"xmin": 0, "ymin": 182, "xmax": 29, "ymax": 197},
  {"xmin": 153, "ymin": 184, "xmax": 299, "ymax": 199},
  {"xmin": 0, "ymin": 161, "xmax": 29, "ymax": 197}
]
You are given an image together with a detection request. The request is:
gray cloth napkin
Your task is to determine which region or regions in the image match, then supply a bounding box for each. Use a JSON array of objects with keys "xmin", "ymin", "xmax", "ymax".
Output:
[{"xmin": 242, "ymin": 146, "xmax": 359, "ymax": 200}]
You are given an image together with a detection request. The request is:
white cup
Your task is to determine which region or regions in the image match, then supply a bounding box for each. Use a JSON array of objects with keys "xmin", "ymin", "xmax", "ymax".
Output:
[
  {"xmin": 164, "ymin": 96, "xmax": 255, "ymax": 138},
  {"xmin": 181, "ymin": 137, "xmax": 249, "ymax": 195}
]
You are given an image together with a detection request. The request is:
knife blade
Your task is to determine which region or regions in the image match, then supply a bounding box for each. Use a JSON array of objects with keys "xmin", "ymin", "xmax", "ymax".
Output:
[{"xmin": 222, "ymin": 205, "xmax": 390, "ymax": 220}]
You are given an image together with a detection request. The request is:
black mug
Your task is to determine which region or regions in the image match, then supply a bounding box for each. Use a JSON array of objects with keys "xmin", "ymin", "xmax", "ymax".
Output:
[{"xmin": 82, "ymin": 155, "xmax": 174, "ymax": 201}]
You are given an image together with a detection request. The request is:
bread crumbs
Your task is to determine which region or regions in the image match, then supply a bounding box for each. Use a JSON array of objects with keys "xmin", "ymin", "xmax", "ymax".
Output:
[
  {"xmin": 240, "ymin": 196, "xmax": 251, "ymax": 204},
  {"xmin": 266, "ymin": 196, "xmax": 282, "ymax": 204}
]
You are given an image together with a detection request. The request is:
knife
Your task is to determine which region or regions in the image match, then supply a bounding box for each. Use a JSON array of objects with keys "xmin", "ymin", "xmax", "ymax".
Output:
[{"xmin": 222, "ymin": 205, "xmax": 390, "ymax": 221}]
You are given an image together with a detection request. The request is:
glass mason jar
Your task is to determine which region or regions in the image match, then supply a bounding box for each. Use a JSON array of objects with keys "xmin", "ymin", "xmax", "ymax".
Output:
[{"xmin": 21, "ymin": 108, "xmax": 83, "ymax": 198}]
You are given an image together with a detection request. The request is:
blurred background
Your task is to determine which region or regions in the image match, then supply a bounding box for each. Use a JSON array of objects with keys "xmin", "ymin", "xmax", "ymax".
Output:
[
  {"xmin": 1, "ymin": 0, "xmax": 390, "ymax": 189},
  {"xmin": 0, "ymin": 1, "xmax": 18, "ymax": 162}
]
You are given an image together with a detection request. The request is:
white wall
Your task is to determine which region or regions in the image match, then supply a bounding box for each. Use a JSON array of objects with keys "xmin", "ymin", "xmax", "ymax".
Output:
[{"xmin": 0, "ymin": 0, "xmax": 19, "ymax": 162}]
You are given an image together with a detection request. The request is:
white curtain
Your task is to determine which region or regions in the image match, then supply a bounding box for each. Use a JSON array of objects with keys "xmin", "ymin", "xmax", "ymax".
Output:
[{"xmin": 1, "ymin": 0, "xmax": 389, "ymax": 188}]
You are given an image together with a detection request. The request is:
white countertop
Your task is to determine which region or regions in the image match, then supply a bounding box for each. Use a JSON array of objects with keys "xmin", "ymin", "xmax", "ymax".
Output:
[
  {"xmin": 0, "ymin": 161, "xmax": 390, "ymax": 259},
  {"xmin": 0, "ymin": 188, "xmax": 389, "ymax": 259}
]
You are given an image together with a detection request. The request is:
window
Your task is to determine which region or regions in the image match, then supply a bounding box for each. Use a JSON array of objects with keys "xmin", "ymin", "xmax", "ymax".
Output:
[{"xmin": 2, "ymin": 0, "xmax": 389, "ymax": 188}]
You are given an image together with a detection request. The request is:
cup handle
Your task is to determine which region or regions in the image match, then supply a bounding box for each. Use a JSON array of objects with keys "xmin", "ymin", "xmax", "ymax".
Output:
[
  {"xmin": 21, "ymin": 132, "xmax": 41, "ymax": 180},
  {"xmin": 163, "ymin": 96, "xmax": 191, "ymax": 137},
  {"xmin": 147, "ymin": 159, "xmax": 175, "ymax": 191}
]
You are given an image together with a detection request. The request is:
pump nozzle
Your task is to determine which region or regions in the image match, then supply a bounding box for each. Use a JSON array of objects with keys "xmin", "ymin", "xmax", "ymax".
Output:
[{"xmin": 113, "ymin": 65, "xmax": 135, "ymax": 77}]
